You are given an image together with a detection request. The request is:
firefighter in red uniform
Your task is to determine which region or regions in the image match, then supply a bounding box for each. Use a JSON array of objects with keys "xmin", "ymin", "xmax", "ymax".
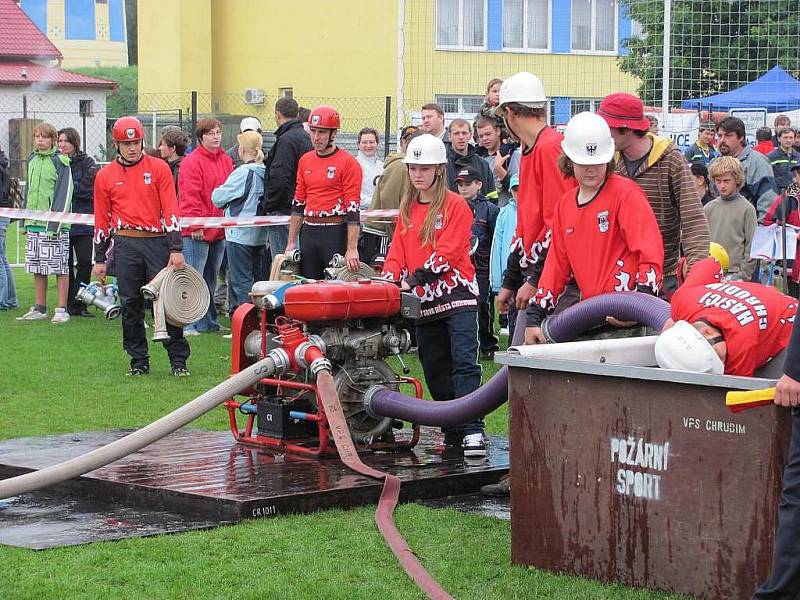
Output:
[
  {"xmin": 92, "ymin": 116, "xmax": 190, "ymax": 377},
  {"xmin": 525, "ymin": 112, "xmax": 664, "ymax": 344},
  {"xmin": 656, "ymin": 257, "xmax": 798, "ymax": 377},
  {"xmin": 285, "ymin": 105, "xmax": 362, "ymax": 279},
  {"xmin": 494, "ymin": 72, "xmax": 573, "ymax": 317},
  {"xmin": 381, "ymin": 134, "xmax": 486, "ymax": 457}
]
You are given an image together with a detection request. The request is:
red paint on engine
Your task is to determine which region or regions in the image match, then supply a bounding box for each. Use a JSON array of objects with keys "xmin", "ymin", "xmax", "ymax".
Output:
[{"xmin": 283, "ymin": 280, "xmax": 401, "ymax": 321}]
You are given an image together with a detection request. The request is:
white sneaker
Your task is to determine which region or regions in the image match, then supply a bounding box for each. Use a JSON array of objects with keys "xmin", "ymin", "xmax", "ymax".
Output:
[
  {"xmin": 17, "ymin": 307, "xmax": 47, "ymax": 321},
  {"xmin": 222, "ymin": 333, "xmax": 233, "ymax": 339},
  {"xmin": 51, "ymin": 308, "xmax": 70, "ymax": 324},
  {"xmin": 463, "ymin": 433, "xmax": 487, "ymax": 458},
  {"xmin": 499, "ymin": 327, "xmax": 509, "ymax": 336}
]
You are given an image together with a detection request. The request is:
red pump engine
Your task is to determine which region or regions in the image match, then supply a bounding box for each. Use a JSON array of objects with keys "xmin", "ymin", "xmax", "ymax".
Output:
[{"xmin": 226, "ymin": 279, "xmax": 422, "ymax": 456}]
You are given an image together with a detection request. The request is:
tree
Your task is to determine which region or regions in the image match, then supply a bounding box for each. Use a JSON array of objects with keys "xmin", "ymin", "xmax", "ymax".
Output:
[
  {"xmin": 72, "ymin": 66, "xmax": 138, "ymax": 118},
  {"xmin": 619, "ymin": 0, "xmax": 800, "ymax": 105}
]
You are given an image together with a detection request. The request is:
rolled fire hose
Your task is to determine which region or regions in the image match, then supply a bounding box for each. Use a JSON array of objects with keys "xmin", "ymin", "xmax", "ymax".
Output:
[
  {"xmin": 142, "ymin": 265, "xmax": 210, "ymax": 341},
  {"xmin": 366, "ymin": 292, "xmax": 671, "ymax": 427},
  {"xmin": 0, "ymin": 353, "xmax": 285, "ymax": 500}
]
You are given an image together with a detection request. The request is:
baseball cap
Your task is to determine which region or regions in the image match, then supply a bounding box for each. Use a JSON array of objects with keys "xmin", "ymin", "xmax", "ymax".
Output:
[
  {"xmin": 454, "ymin": 166, "xmax": 480, "ymax": 183},
  {"xmin": 597, "ymin": 93, "xmax": 650, "ymax": 132},
  {"xmin": 509, "ymin": 173, "xmax": 520, "ymax": 189},
  {"xmin": 240, "ymin": 117, "xmax": 262, "ymax": 133},
  {"xmin": 690, "ymin": 162, "xmax": 708, "ymax": 178},
  {"xmin": 400, "ymin": 125, "xmax": 420, "ymax": 140}
]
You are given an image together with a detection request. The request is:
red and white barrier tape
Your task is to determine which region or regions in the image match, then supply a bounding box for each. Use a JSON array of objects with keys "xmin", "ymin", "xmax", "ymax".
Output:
[{"xmin": 0, "ymin": 207, "xmax": 399, "ymax": 229}]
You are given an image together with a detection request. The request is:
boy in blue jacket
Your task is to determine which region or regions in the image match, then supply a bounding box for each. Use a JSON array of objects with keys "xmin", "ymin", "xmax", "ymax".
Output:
[{"xmin": 491, "ymin": 173, "xmax": 519, "ymax": 342}]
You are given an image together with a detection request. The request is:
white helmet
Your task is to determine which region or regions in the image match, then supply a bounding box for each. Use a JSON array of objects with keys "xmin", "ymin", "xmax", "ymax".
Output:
[
  {"xmin": 403, "ymin": 134, "xmax": 447, "ymax": 165},
  {"xmin": 654, "ymin": 320, "xmax": 725, "ymax": 374},
  {"xmin": 498, "ymin": 72, "xmax": 547, "ymax": 109},
  {"xmin": 561, "ymin": 112, "xmax": 615, "ymax": 165}
]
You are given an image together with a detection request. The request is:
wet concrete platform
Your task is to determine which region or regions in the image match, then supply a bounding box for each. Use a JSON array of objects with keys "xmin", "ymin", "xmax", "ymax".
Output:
[{"xmin": 0, "ymin": 428, "xmax": 508, "ymax": 549}]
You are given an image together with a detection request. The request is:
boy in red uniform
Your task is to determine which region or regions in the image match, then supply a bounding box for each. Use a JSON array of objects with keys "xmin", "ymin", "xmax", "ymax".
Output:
[
  {"xmin": 656, "ymin": 257, "xmax": 797, "ymax": 377},
  {"xmin": 92, "ymin": 116, "xmax": 190, "ymax": 376},
  {"xmin": 525, "ymin": 112, "xmax": 664, "ymax": 344},
  {"xmin": 285, "ymin": 105, "xmax": 362, "ymax": 279},
  {"xmin": 494, "ymin": 72, "xmax": 573, "ymax": 315},
  {"xmin": 382, "ymin": 134, "xmax": 484, "ymax": 456}
]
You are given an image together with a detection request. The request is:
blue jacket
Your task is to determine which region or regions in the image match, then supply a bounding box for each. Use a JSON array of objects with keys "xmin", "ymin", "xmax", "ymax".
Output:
[
  {"xmin": 738, "ymin": 146, "xmax": 778, "ymax": 220},
  {"xmin": 211, "ymin": 162, "xmax": 267, "ymax": 247},
  {"xmin": 490, "ymin": 199, "xmax": 517, "ymax": 292}
]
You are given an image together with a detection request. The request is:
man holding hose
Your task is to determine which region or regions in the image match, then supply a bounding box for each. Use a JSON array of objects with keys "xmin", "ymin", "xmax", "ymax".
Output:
[{"xmin": 92, "ymin": 116, "xmax": 190, "ymax": 377}]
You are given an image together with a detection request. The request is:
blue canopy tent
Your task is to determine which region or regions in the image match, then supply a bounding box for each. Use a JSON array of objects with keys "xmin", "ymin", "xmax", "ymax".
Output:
[{"xmin": 681, "ymin": 65, "xmax": 800, "ymax": 112}]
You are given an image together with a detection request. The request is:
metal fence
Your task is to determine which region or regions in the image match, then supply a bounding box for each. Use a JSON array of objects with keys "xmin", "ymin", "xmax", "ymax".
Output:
[{"xmin": 137, "ymin": 92, "xmax": 395, "ymax": 158}]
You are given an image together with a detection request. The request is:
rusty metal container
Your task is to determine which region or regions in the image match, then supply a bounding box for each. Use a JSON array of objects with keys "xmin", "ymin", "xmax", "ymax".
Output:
[{"xmin": 496, "ymin": 354, "xmax": 791, "ymax": 599}]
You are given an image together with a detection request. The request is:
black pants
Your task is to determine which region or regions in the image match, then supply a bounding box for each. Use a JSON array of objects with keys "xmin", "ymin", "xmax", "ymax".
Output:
[
  {"xmin": 299, "ymin": 222, "xmax": 348, "ymax": 280},
  {"xmin": 114, "ymin": 235, "xmax": 190, "ymax": 369},
  {"xmin": 358, "ymin": 230, "xmax": 388, "ymax": 269},
  {"xmin": 477, "ymin": 271, "xmax": 499, "ymax": 353},
  {"xmin": 754, "ymin": 404, "xmax": 800, "ymax": 599},
  {"xmin": 67, "ymin": 234, "xmax": 93, "ymax": 311},
  {"xmin": 416, "ymin": 310, "xmax": 482, "ymax": 442}
]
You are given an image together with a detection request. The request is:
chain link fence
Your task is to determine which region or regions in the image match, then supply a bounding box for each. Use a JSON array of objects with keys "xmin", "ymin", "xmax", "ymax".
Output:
[{"xmin": 137, "ymin": 92, "xmax": 394, "ymax": 158}]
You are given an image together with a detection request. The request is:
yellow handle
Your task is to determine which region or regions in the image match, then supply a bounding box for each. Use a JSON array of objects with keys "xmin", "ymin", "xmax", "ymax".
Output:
[{"xmin": 725, "ymin": 387, "xmax": 776, "ymax": 413}]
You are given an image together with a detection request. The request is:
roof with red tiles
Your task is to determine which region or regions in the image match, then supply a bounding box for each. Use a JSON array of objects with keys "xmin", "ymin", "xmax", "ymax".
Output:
[
  {"xmin": 0, "ymin": 61, "xmax": 117, "ymax": 88},
  {"xmin": 0, "ymin": 0, "xmax": 62, "ymax": 60}
]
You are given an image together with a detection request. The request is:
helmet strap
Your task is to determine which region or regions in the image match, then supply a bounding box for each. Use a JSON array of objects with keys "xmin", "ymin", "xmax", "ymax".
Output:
[{"xmin": 116, "ymin": 140, "xmax": 145, "ymax": 167}]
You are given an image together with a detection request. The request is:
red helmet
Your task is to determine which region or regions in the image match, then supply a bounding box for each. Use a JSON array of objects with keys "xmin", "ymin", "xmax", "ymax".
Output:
[
  {"xmin": 112, "ymin": 116, "xmax": 144, "ymax": 143},
  {"xmin": 308, "ymin": 105, "xmax": 340, "ymax": 130}
]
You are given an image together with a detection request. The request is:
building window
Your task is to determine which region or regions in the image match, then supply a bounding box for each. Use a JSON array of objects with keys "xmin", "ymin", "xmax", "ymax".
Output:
[
  {"xmin": 570, "ymin": 98, "xmax": 602, "ymax": 116},
  {"xmin": 503, "ymin": 0, "xmax": 550, "ymax": 51},
  {"xmin": 79, "ymin": 99, "xmax": 94, "ymax": 117},
  {"xmin": 571, "ymin": 0, "xmax": 616, "ymax": 53},
  {"xmin": 279, "ymin": 88, "xmax": 293, "ymax": 99},
  {"xmin": 435, "ymin": 95, "xmax": 483, "ymax": 116},
  {"xmin": 436, "ymin": 0, "xmax": 486, "ymax": 50}
]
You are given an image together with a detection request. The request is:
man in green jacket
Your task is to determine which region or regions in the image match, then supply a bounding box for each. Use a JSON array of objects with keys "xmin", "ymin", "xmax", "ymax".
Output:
[{"xmin": 16, "ymin": 123, "xmax": 74, "ymax": 323}]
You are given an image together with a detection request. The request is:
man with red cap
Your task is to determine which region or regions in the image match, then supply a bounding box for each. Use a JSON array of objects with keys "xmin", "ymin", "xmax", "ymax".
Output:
[
  {"xmin": 597, "ymin": 93, "xmax": 709, "ymax": 295},
  {"xmin": 92, "ymin": 116, "xmax": 190, "ymax": 377},
  {"xmin": 285, "ymin": 105, "xmax": 362, "ymax": 279}
]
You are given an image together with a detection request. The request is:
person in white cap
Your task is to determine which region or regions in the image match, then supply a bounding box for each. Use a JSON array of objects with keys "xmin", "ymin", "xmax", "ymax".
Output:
[
  {"xmin": 227, "ymin": 116, "xmax": 263, "ymax": 168},
  {"xmin": 525, "ymin": 112, "xmax": 664, "ymax": 344},
  {"xmin": 494, "ymin": 72, "xmax": 573, "ymax": 319},
  {"xmin": 381, "ymin": 134, "xmax": 485, "ymax": 457}
]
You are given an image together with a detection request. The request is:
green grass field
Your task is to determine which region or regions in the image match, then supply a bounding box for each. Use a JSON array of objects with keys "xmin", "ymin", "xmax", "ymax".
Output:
[{"xmin": 0, "ymin": 241, "xmax": 687, "ymax": 599}]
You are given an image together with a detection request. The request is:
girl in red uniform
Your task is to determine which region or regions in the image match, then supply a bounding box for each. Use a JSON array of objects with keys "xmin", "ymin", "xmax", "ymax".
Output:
[
  {"xmin": 525, "ymin": 112, "xmax": 664, "ymax": 344},
  {"xmin": 382, "ymin": 134, "xmax": 485, "ymax": 456}
]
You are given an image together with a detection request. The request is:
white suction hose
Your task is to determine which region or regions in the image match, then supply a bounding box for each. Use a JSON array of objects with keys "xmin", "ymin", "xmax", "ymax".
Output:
[
  {"xmin": 508, "ymin": 335, "xmax": 660, "ymax": 367},
  {"xmin": 0, "ymin": 352, "xmax": 288, "ymax": 500}
]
